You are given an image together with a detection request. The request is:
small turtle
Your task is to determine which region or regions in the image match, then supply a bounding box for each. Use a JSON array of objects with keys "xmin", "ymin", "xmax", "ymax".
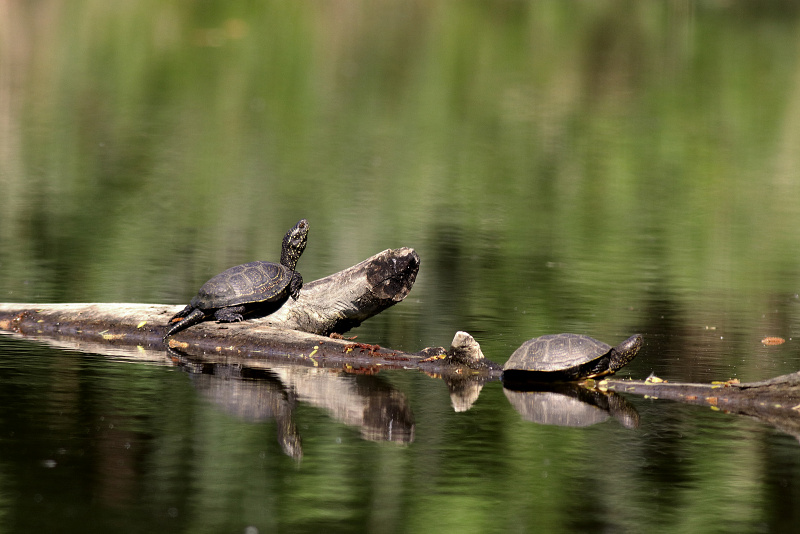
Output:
[
  {"xmin": 502, "ymin": 333, "xmax": 642, "ymax": 382},
  {"xmin": 163, "ymin": 219, "xmax": 309, "ymax": 339}
]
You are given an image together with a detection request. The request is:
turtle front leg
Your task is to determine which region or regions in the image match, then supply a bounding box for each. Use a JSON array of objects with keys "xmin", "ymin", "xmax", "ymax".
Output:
[
  {"xmin": 289, "ymin": 272, "xmax": 303, "ymax": 300},
  {"xmin": 214, "ymin": 305, "xmax": 247, "ymax": 322},
  {"xmin": 163, "ymin": 308, "xmax": 207, "ymax": 339}
]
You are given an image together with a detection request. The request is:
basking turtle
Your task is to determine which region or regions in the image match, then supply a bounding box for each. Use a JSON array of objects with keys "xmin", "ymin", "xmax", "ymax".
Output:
[
  {"xmin": 502, "ymin": 333, "xmax": 642, "ymax": 382},
  {"xmin": 163, "ymin": 219, "xmax": 309, "ymax": 339}
]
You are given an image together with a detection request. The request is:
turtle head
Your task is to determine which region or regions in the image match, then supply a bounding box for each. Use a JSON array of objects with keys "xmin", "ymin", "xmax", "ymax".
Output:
[
  {"xmin": 609, "ymin": 334, "xmax": 642, "ymax": 372},
  {"xmin": 280, "ymin": 219, "xmax": 309, "ymax": 270}
]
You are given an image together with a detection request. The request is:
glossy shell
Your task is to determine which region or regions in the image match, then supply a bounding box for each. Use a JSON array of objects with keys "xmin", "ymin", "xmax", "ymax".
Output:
[
  {"xmin": 504, "ymin": 334, "xmax": 612, "ymax": 372},
  {"xmin": 190, "ymin": 260, "xmax": 291, "ymax": 309},
  {"xmin": 503, "ymin": 333, "xmax": 642, "ymax": 382}
]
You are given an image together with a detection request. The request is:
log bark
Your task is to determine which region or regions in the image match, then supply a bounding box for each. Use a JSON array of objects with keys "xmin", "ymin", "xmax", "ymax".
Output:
[
  {"xmin": 602, "ymin": 373, "xmax": 800, "ymax": 408},
  {"xmin": 262, "ymin": 247, "xmax": 421, "ymax": 334}
]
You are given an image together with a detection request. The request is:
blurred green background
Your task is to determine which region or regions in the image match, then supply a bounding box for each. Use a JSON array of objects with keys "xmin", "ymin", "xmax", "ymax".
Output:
[{"xmin": 3, "ymin": 1, "xmax": 800, "ymax": 533}]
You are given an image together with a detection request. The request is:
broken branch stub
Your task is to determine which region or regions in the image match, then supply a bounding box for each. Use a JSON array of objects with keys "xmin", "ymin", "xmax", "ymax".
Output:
[{"xmin": 258, "ymin": 247, "xmax": 420, "ymax": 335}]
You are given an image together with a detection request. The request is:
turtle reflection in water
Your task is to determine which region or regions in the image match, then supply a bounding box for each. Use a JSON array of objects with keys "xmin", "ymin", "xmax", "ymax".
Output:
[
  {"xmin": 502, "ymin": 333, "xmax": 642, "ymax": 383},
  {"xmin": 503, "ymin": 383, "xmax": 640, "ymax": 428}
]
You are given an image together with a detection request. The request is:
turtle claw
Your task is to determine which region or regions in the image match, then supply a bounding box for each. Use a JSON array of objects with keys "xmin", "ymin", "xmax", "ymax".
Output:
[{"xmin": 214, "ymin": 306, "xmax": 246, "ymax": 323}]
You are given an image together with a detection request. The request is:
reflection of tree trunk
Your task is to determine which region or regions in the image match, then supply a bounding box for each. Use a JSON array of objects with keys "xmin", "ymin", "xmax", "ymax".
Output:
[
  {"xmin": 774, "ymin": 28, "xmax": 800, "ymax": 191},
  {"xmin": 186, "ymin": 364, "xmax": 304, "ymax": 460},
  {"xmin": 0, "ymin": 0, "xmax": 29, "ymax": 242},
  {"xmin": 267, "ymin": 365, "xmax": 415, "ymax": 443},
  {"xmin": 177, "ymin": 356, "xmax": 415, "ymax": 460}
]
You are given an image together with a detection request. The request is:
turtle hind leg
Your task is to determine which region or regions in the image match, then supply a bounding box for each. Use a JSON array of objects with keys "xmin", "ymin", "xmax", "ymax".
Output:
[
  {"xmin": 163, "ymin": 308, "xmax": 207, "ymax": 340},
  {"xmin": 214, "ymin": 305, "xmax": 247, "ymax": 323}
]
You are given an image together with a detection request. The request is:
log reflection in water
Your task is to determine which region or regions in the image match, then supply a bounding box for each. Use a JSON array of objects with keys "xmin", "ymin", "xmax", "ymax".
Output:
[{"xmin": 173, "ymin": 351, "xmax": 415, "ymax": 460}]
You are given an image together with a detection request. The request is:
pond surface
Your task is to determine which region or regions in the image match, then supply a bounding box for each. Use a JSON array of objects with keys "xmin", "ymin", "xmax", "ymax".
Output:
[{"xmin": 3, "ymin": 1, "xmax": 800, "ymax": 532}]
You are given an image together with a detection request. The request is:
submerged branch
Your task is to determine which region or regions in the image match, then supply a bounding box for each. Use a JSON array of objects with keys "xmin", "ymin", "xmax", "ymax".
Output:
[{"xmin": 601, "ymin": 373, "xmax": 800, "ymax": 440}]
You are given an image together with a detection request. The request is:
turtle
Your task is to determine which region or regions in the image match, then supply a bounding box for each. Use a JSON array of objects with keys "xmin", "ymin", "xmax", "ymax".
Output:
[
  {"xmin": 163, "ymin": 218, "xmax": 309, "ymax": 339},
  {"xmin": 502, "ymin": 333, "xmax": 642, "ymax": 383}
]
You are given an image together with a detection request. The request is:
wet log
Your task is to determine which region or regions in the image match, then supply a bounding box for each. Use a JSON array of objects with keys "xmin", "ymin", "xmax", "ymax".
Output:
[
  {"xmin": 7, "ymin": 269, "xmax": 800, "ymax": 429},
  {"xmin": 602, "ymin": 373, "xmax": 800, "ymax": 408}
]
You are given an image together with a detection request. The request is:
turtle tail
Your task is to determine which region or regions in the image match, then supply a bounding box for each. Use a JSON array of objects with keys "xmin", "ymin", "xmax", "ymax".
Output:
[{"xmin": 163, "ymin": 308, "xmax": 207, "ymax": 340}]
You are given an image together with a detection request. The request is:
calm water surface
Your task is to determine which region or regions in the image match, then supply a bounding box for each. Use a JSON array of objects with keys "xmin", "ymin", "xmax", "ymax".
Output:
[
  {"xmin": 2, "ymin": 309, "xmax": 800, "ymax": 533},
  {"xmin": 3, "ymin": 1, "xmax": 800, "ymax": 532}
]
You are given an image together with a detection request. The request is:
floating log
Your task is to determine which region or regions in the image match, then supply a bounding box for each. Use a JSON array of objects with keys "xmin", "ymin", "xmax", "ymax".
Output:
[{"xmin": 4, "ymin": 246, "xmax": 800, "ymax": 435}]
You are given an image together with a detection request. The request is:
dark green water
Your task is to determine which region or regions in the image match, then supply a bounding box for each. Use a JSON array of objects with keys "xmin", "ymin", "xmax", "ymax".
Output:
[{"xmin": 3, "ymin": 1, "xmax": 800, "ymax": 532}]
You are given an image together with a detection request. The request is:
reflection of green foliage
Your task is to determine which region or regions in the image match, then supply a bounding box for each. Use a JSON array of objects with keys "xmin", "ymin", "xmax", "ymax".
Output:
[{"xmin": 0, "ymin": 332, "xmax": 791, "ymax": 532}]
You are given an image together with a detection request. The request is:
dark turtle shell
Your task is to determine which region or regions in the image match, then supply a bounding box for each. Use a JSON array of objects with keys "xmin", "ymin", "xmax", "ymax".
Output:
[
  {"xmin": 190, "ymin": 261, "xmax": 291, "ymax": 309},
  {"xmin": 503, "ymin": 333, "xmax": 642, "ymax": 382}
]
